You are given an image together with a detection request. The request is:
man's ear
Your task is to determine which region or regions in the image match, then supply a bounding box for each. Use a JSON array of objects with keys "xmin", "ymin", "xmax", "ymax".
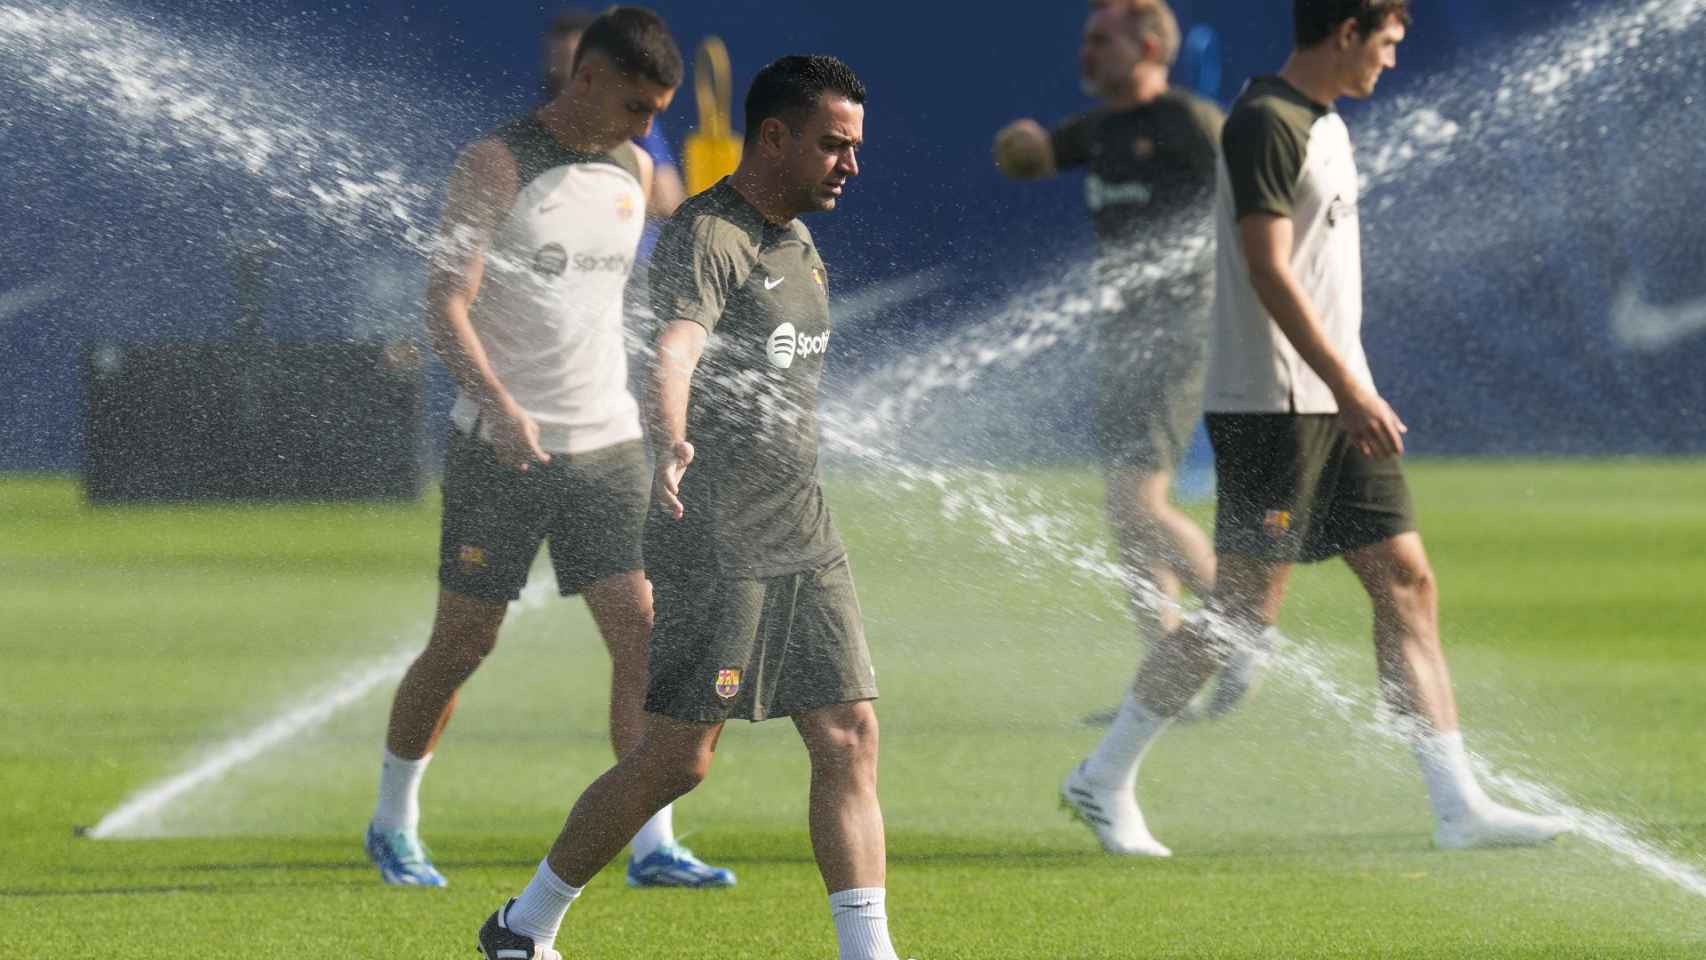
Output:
[
  {"xmin": 572, "ymin": 50, "xmax": 605, "ymax": 94},
  {"xmin": 1335, "ymin": 17, "xmax": 1361, "ymax": 51},
  {"xmin": 756, "ymin": 116, "xmax": 790, "ymax": 157}
]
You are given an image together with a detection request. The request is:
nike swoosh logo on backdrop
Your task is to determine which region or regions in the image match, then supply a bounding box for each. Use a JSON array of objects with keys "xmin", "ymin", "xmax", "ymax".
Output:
[{"xmin": 1610, "ymin": 279, "xmax": 1706, "ymax": 352}]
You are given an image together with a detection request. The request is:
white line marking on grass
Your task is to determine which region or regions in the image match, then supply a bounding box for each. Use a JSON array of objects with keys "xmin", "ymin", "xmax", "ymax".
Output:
[
  {"xmin": 88, "ymin": 579, "xmax": 558, "ymax": 839},
  {"xmin": 87, "ymin": 647, "xmax": 418, "ymax": 838}
]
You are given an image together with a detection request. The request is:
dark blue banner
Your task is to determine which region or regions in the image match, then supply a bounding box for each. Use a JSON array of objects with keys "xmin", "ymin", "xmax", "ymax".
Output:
[{"xmin": 1, "ymin": 0, "xmax": 1701, "ymax": 469}]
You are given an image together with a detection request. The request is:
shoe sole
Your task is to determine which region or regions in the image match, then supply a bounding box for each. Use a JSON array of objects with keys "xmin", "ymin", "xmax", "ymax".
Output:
[{"xmin": 626, "ymin": 873, "xmax": 736, "ymax": 889}]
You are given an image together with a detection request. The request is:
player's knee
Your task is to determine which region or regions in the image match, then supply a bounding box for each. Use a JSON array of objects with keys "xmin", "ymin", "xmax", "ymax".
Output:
[
  {"xmin": 420, "ymin": 625, "xmax": 499, "ymax": 682},
  {"xmin": 641, "ymin": 741, "xmax": 714, "ymax": 799},
  {"xmin": 807, "ymin": 705, "xmax": 880, "ymax": 772},
  {"xmin": 1376, "ymin": 561, "xmax": 1437, "ymax": 617},
  {"xmin": 658, "ymin": 757, "xmax": 710, "ymax": 799}
]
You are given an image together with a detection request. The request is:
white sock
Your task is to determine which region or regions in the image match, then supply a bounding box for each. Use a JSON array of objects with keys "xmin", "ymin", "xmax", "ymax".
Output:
[
  {"xmin": 1084, "ymin": 693, "xmax": 1170, "ymax": 788},
  {"xmin": 630, "ymin": 803, "xmax": 675, "ymax": 861},
  {"xmin": 829, "ymin": 887, "xmax": 900, "ymax": 960},
  {"xmin": 506, "ymin": 859, "xmax": 583, "ymax": 947},
  {"xmin": 1413, "ymin": 731, "xmax": 1492, "ymax": 821},
  {"xmin": 371, "ymin": 749, "xmax": 430, "ymax": 834}
]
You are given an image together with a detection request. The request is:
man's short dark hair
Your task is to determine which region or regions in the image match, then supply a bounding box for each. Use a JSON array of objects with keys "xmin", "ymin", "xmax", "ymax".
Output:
[
  {"xmin": 1294, "ymin": 0, "xmax": 1411, "ymax": 48},
  {"xmin": 573, "ymin": 6, "xmax": 683, "ymax": 89},
  {"xmin": 743, "ymin": 56, "xmax": 866, "ymax": 146}
]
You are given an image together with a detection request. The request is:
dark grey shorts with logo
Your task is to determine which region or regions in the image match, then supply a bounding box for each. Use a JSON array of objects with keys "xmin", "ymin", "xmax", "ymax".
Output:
[
  {"xmin": 1206, "ymin": 413, "xmax": 1417, "ymax": 565},
  {"xmin": 644, "ymin": 556, "xmax": 879, "ymax": 723},
  {"xmin": 437, "ymin": 431, "xmax": 649, "ymax": 603}
]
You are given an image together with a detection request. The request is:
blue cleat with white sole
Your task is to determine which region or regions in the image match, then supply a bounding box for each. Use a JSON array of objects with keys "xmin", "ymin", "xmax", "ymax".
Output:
[
  {"xmin": 626, "ymin": 842, "xmax": 736, "ymax": 888},
  {"xmin": 364, "ymin": 824, "xmax": 448, "ymax": 887}
]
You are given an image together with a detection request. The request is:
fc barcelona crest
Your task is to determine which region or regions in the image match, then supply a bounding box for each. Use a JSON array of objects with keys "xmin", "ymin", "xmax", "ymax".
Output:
[{"xmin": 715, "ymin": 669, "xmax": 742, "ymax": 700}]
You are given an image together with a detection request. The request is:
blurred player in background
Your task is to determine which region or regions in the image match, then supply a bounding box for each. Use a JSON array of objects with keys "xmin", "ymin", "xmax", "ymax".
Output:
[
  {"xmin": 366, "ymin": 6, "xmax": 735, "ymax": 891},
  {"xmin": 547, "ymin": 8, "xmax": 686, "ymax": 225},
  {"xmin": 996, "ymin": 1, "xmax": 1267, "ymax": 720},
  {"xmin": 548, "ymin": 8, "xmax": 690, "ymax": 427},
  {"xmin": 477, "ymin": 55, "xmax": 910, "ymax": 960},
  {"xmin": 1062, "ymin": 0, "xmax": 1573, "ymax": 857}
]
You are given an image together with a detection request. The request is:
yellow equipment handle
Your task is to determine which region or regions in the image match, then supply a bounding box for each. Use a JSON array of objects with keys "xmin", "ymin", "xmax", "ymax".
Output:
[{"xmin": 683, "ymin": 37, "xmax": 742, "ymax": 196}]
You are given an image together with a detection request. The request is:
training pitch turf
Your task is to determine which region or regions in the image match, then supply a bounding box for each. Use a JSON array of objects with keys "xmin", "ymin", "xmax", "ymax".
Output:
[{"xmin": 2, "ymin": 461, "xmax": 1704, "ymax": 958}]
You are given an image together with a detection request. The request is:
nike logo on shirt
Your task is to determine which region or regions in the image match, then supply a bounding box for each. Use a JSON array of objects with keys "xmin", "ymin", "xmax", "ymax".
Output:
[{"xmin": 765, "ymin": 276, "xmax": 786, "ymax": 290}]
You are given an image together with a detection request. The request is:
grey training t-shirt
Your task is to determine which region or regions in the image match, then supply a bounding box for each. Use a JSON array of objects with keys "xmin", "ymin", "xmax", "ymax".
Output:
[
  {"xmin": 1051, "ymin": 89, "xmax": 1225, "ymax": 247},
  {"xmin": 644, "ymin": 180, "xmax": 845, "ymax": 580}
]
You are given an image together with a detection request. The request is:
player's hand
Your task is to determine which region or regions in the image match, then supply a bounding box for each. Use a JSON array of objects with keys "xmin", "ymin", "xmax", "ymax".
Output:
[
  {"xmin": 994, "ymin": 119, "xmax": 1052, "ymax": 180},
  {"xmin": 655, "ymin": 439, "xmax": 695, "ymax": 520},
  {"xmin": 486, "ymin": 400, "xmax": 551, "ymax": 471},
  {"xmin": 1337, "ymin": 386, "xmax": 1407, "ymax": 459}
]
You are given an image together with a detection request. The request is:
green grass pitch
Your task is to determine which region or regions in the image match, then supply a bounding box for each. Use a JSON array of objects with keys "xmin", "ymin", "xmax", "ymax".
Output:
[{"xmin": 2, "ymin": 461, "xmax": 1704, "ymax": 957}]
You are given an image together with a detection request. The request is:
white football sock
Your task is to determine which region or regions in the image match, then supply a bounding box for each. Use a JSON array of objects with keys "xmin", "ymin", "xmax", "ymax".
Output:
[
  {"xmin": 506, "ymin": 859, "xmax": 584, "ymax": 947},
  {"xmin": 371, "ymin": 749, "xmax": 430, "ymax": 834},
  {"xmin": 630, "ymin": 803, "xmax": 675, "ymax": 861},
  {"xmin": 1084, "ymin": 693, "xmax": 1170, "ymax": 788},
  {"xmin": 1413, "ymin": 730, "xmax": 1492, "ymax": 821},
  {"xmin": 829, "ymin": 887, "xmax": 900, "ymax": 960}
]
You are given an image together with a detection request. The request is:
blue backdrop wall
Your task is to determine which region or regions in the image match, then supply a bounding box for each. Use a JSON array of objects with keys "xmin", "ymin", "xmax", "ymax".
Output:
[{"xmin": 1, "ymin": 0, "xmax": 1701, "ymax": 470}]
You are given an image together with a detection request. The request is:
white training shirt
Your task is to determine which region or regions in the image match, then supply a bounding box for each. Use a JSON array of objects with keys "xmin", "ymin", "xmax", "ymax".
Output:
[
  {"xmin": 1205, "ymin": 76, "xmax": 1375, "ymax": 414},
  {"xmin": 451, "ymin": 115, "xmax": 646, "ymax": 455}
]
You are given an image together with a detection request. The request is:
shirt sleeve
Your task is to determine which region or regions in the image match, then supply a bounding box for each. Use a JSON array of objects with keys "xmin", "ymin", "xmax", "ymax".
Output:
[
  {"xmin": 1049, "ymin": 113, "xmax": 1096, "ymax": 171},
  {"xmin": 650, "ymin": 215, "xmax": 736, "ymax": 333},
  {"xmin": 1221, "ymin": 104, "xmax": 1305, "ymax": 220},
  {"xmin": 1185, "ymin": 100, "xmax": 1226, "ymax": 176}
]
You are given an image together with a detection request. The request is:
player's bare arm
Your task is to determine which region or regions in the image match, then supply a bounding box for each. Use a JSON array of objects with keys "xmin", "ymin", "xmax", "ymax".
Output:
[
  {"xmin": 650, "ymin": 318, "xmax": 708, "ymax": 520},
  {"xmin": 993, "ymin": 118, "xmax": 1057, "ymax": 180},
  {"xmin": 1238, "ymin": 212, "xmax": 1407, "ymax": 458},
  {"xmin": 425, "ymin": 139, "xmax": 550, "ymax": 470},
  {"xmin": 633, "ymin": 146, "xmax": 656, "ymax": 209},
  {"xmin": 648, "ymin": 162, "xmax": 687, "ymax": 218}
]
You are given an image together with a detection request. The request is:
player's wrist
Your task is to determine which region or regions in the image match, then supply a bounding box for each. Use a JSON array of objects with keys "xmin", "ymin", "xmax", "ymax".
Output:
[
  {"xmin": 479, "ymin": 392, "xmax": 525, "ymax": 423},
  {"xmin": 652, "ymin": 439, "xmax": 686, "ymax": 465},
  {"xmin": 1329, "ymin": 376, "xmax": 1372, "ymax": 410}
]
